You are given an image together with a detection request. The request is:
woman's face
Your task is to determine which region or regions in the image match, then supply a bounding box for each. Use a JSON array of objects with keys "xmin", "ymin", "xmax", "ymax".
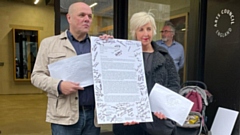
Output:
[{"xmin": 136, "ymin": 22, "xmax": 153, "ymax": 47}]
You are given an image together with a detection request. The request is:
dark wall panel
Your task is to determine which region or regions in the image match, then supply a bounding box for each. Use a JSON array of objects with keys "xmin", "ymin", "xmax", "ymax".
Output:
[{"xmin": 205, "ymin": 0, "xmax": 240, "ymax": 134}]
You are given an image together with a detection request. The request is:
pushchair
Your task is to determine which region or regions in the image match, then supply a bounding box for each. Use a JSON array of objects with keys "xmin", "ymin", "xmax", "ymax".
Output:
[{"xmin": 175, "ymin": 81, "xmax": 213, "ymax": 135}]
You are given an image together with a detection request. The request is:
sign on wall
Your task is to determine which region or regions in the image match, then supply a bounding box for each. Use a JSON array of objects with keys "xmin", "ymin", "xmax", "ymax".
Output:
[{"xmin": 214, "ymin": 9, "xmax": 235, "ymax": 38}]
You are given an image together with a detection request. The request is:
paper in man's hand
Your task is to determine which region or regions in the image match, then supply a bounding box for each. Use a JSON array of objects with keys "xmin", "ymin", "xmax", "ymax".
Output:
[{"xmin": 48, "ymin": 53, "xmax": 93, "ymax": 87}]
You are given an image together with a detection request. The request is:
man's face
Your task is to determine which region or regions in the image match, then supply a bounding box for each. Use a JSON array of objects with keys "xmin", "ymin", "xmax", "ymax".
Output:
[
  {"xmin": 161, "ymin": 26, "xmax": 174, "ymax": 42},
  {"xmin": 67, "ymin": 4, "xmax": 93, "ymax": 34}
]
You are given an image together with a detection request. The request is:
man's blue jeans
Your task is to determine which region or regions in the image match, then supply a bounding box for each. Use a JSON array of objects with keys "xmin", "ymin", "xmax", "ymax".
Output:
[{"xmin": 51, "ymin": 108, "xmax": 100, "ymax": 135}]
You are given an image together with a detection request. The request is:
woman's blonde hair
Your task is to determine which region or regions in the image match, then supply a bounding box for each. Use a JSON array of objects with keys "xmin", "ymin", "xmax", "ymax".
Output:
[{"xmin": 130, "ymin": 11, "xmax": 157, "ymax": 40}]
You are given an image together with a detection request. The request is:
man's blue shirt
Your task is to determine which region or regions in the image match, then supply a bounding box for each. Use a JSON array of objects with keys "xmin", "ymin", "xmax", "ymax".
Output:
[
  {"xmin": 65, "ymin": 30, "xmax": 95, "ymax": 106},
  {"xmin": 156, "ymin": 40, "xmax": 184, "ymax": 72}
]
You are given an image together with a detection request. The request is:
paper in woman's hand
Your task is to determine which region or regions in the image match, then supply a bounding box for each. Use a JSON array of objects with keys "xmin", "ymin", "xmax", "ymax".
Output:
[{"xmin": 149, "ymin": 83, "xmax": 193, "ymax": 126}]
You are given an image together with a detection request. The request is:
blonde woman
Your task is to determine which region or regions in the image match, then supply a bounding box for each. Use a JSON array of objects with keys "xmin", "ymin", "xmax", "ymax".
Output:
[{"xmin": 113, "ymin": 11, "xmax": 180, "ymax": 135}]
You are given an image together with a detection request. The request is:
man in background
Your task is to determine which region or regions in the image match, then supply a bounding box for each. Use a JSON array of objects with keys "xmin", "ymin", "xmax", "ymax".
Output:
[{"xmin": 156, "ymin": 21, "xmax": 185, "ymax": 72}]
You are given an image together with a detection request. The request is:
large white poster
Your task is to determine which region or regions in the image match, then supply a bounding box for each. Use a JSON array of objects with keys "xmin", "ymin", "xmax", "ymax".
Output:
[{"xmin": 91, "ymin": 36, "xmax": 153, "ymax": 124}]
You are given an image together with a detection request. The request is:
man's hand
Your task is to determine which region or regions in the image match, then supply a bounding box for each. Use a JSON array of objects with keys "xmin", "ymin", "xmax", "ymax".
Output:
[
  {"xmin": 60, "ymin": 81, "xmax": 84, "ymax": 95},
  {"xmin": 99, "ymin": 34, "xmax": 114, "ymax": 40}
]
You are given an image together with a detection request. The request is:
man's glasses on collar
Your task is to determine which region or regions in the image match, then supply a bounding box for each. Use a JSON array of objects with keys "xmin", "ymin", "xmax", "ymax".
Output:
[{"xmin": 160, "ymin": 30, "xmax": 173, "ymax": 33}]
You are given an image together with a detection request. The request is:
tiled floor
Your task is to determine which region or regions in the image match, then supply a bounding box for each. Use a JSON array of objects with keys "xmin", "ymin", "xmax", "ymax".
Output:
[{"xmin": 0, "ymin": 94, "xmax": 113, "ymax": 135}]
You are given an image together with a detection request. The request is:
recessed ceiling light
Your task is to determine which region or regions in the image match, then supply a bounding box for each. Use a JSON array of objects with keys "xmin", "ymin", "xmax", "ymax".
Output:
[
  {"xmin": 34, "ymin": 0, "xmax": 39, "ymax": 5},
  {"xmin": 90, "ymin": 2, "xmax": 98, "ymax": 8}
]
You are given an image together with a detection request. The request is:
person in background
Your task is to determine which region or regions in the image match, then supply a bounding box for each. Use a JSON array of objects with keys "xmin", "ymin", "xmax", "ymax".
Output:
[
  {"xmin": 156, "ymin": 21, "xmax": 184, "ymax": 72},
  {"xmin": 112, "ymin": 11, "xmax": 180, "ymax": 135},
  {"xmin": 31, "ymin": 2, "xmax": 112, "ymax": 135}
]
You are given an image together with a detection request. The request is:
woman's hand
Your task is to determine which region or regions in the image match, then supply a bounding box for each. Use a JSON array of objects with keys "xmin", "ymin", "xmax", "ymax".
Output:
[
  {"xmin": 154, "ymin": 112, "xmax": 167, "ymax": 120},
  {"xmin": 123, "ymin": 121, "xmax": 139, "ymax": 126}
]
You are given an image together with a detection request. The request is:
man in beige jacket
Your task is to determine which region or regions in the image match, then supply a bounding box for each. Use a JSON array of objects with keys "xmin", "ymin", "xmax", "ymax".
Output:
[{"xmin": 31, "ymin": 2, "xmax": 112, "ymax": 135}]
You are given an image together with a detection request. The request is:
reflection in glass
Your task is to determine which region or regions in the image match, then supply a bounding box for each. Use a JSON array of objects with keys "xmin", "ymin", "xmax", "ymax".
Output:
[{"xmin": 15, "ymin": 29, "xmax": 38, "ymax": 79}]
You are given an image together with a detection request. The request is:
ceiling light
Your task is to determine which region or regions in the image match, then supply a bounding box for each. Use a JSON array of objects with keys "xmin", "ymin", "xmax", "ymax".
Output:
[
  {"xmin": 34, "ymin": 0, "xmax": 39, "ymax": 5},
  {"xmin": 181, "ymin": 28, "xmax": 186, "ymax": 31},
  {"xmin": 90, "ymin": 2, "xmax": 98, "ymax": 8}
]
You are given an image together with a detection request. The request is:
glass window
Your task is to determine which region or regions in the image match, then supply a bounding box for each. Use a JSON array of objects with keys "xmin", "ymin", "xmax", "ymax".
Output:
[
  {"xmin": 128, "ymin": 0, "xmax": 190, "ymax": 82},
  {"xmin": 128, "ymin": 0, "xmax": 189, "ymax": 40},
  {"xmin": 60, "ymin": 0, "xmax": 113, "ymax": 36},
  {"xmin": 14, "ymin": 29, "xmax": 38, "ymax": 80}
]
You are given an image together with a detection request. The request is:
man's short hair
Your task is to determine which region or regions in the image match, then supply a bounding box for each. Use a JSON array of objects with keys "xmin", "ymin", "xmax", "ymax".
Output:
[{"xmin": 164, "ymin": 21, "xmax": 175, "ymax": 33}]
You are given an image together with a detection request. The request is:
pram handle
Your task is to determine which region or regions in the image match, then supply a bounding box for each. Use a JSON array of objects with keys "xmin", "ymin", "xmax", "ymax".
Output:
[{"xmin": 181, "ymin": 80, "xmax": 207, "ymax": 89}]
